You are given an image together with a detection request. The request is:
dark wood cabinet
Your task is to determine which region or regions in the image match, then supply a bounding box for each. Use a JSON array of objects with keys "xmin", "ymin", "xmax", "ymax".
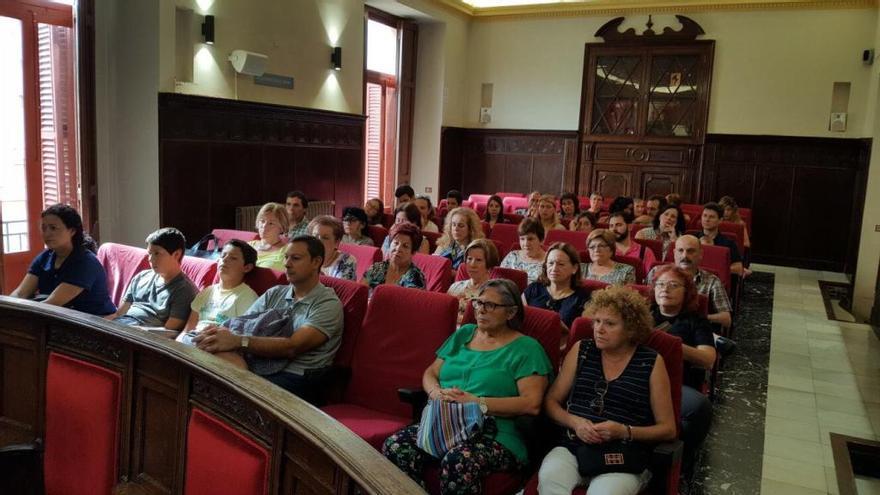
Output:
[{"xmin": 577, "ymin": 16, "xmax": 714, "ymax": 200}]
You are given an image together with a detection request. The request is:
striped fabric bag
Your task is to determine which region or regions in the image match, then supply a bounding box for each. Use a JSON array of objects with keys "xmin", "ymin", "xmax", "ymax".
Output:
[{"xmin": 416, "ymin": 399, "xmax": 486, "ymax": 458}]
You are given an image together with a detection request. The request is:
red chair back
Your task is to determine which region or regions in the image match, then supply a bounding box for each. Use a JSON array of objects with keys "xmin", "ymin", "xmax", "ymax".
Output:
[
  {"xmin": 495, "ymin": 192, "xmax": 525, "ymax": 198},
  {"xmin": 630, "ymin": 223, "xmax": 649, "ymax": 238},
  {"xmin": 544, "ymin": 230, "xmax": 589, "ymax": 251},
  {"xmin": 338, "ymin": 243, "xmax": 382, "ymax": 282},
  {"xmin": 345, "ymin": 285, "xmax": 458, "ymax": 417},
  {"xmin": 625, "ymin": 283, "xmax": 653, "ymax": 303},
  {"xmin": 96, "ymin": 242, "xmax": 149, "ymax": 307},
  {"xmin": 502, "ymin": 197, "xmax": 529, "ymax": 213},
  {"xmin": 700, "ymin": 244, "xmax": 732, "ymax": 292},
  {"xmin": 452, "ymin": 265, "xmax": 529, "ymax": 293},
  {"xmin": 613, "ymin": 254, "xmax": 646, "ymax": 284},
  {"xmin": 462, "ymin": 304, "xmax": 562, "ymax": 367},
  {"xmin": 184, "ymin": 408, "xmax": 269, "ymax": 495},
  {"xmin": 412, "ymin": 254, "xmax": 453, "ymax": 293},
  {"xmin": 503, "ymin": 212, "xmax": 523, "ymax": 225},
  {"xmin": 210, "ymin": 228, "xmax": 259, "ymax": 249},
  {"xmin": 381, "ymin": 213, "xmax": 395, "ymax": 228},
  {"xmin": 581, "ymin": 278, "xmax": 610, "ymax": 293},
  {"xmin": 468, "ymin": 194, "xmax": 492, "ymax": 206},
  {"xmin": 320, "ymin": 275, "xmax": 369, "ymax": 367},
  {"xmin": 634, "ymin": 238, "xmax": 667, "ymax": 261},
  {"xmin": 738, "ymin": 208, "xmax": 752, "ymax": 232},
  {"xmin": 366, "ymin": 224, "xmax": 388, "ymax": 248},
  {"xmin": 719, "ymin": 222, "xmax": 745, "ymax": 253},
  {"xmin": 181, "ymin": 255, "xmax": 219, "ymax": 290},
  {"xmin": 422, "ymin": 231, "xmax": 442, "ymax": 253},
  {"xmin": 44, "ymin": 352, "xmax": 122, "ymax": 495},
  {"xmin": 241, "ymin": 267, "xmax": 285, "ymax": 296},
  {"xmin": 489, "ymin": 223, "xmax": 520, "ymax": 255}
]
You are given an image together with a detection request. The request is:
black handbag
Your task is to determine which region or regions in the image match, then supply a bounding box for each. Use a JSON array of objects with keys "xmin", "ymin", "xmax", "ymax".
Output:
[{"xmin": 186, "ymin": 234, "xmax": 222, "ymax": 260}]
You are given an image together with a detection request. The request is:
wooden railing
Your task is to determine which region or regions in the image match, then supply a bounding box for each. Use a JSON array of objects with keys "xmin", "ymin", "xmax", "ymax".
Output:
[{"xmin": 0, "ymin": 296, "xmax": 424, "ymax": 494}]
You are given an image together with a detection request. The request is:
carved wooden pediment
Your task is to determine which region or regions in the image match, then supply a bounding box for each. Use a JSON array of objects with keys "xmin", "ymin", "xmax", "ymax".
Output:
[{"xmin": 595, "ymin": 15, "xmax": 705, "ymax": 43}]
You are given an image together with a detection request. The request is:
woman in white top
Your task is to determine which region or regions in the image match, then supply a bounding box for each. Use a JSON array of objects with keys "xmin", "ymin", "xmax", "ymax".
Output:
[
  {"xmin": 309, "ymin": 215, "xmax": 357, "ymax": 281},
  {"xmin": 500, "ymin": 218, "xmax": 547, "ymax": 285},
  {"xmin": 447, "ymin": 239, "xmax": 499, "ymax": 325}
]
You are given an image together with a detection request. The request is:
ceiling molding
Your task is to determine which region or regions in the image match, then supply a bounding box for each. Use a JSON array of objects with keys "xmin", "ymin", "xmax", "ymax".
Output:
[{"xmin": 430, "ymin": 0, "xmax": 878, "ymax": 20}]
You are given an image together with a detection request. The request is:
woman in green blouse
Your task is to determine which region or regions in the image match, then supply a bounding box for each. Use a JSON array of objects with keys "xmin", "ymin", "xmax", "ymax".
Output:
[{"xmin": 383, "ymin": 279, "xmax": 552, "ymax": 494}]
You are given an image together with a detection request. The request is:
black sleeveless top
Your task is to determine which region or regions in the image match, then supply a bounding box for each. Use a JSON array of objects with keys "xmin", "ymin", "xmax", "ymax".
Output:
[{"xmin": 567, "ymin": 339, "xmax": 657, "ymax": 427}]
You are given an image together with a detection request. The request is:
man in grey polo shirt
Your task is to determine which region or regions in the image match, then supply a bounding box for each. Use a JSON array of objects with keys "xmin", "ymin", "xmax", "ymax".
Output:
[{"xmin": 195, "ymin": 235, "xmax": 343, "ymax": 404}]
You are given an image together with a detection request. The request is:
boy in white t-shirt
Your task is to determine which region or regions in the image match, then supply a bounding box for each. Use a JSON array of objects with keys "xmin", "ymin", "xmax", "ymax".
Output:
[{"xmin": 177, "ymin": 240, "xmax": 259, "ymax": 348}]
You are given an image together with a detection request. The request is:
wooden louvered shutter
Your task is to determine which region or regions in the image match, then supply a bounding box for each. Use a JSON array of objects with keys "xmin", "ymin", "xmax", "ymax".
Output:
[{"xmin": 365, "ymin": 82, "xmax": 383, "ymax": 201}]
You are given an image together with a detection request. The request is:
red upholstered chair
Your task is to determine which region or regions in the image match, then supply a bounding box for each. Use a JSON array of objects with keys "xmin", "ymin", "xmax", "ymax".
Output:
[
  {"xmin": 412, "ymin": 253, "xmax": 454, "ymax": 293},
  {"xmin": 321, "ymin": 285, "xmax": 458, "ymax": 449},
  {"xmin": 423, "ymin": 231, "xmax": 442, "ymax": 253},
  {"xmin": 181, "ymin": 255, "xmax": 219, "ymax": 290},
  {"xmin": 523, "ymin": 320, "xmax": 684, "ymax": 495},
  {"xmin": 738, "ymin": 208, "xmax": 752, "ymax": 233},
  {"xmin": 319, "ymin": 275, "xmax": 369, "ymax": 368},
  {"xmin": 367, "ymin": 224, "xmax": 389, "ymax": 248},
  {"xmin": 489, "ymin": 223, "xmax": 520, "ymax": 255},
  {"xmin": 496, "ymin": 192, "xmax": 525, "ymax": 198},
  {"xmin": 625, "ymin": 283, "xmax": 653, "ymax": 303},
  {"xmin": 544, "ymin": 230, "xmax": 589, "ymax": 251},
  {"xmin": 381, "ymin": 212, "xmax": 395, "ymax": 228},
  {"xmin": 502, "ymin": 196, "xmax": 529, "ymax": 214},
  {"xmin": 699, "ymin": 244, "xmax": 732, "ymax": 293},
  {"xmin": 581, "ymin": 278, "xmax": 610, "ymax": 293},
  {"xmin": 242, "ymin": 267, "xmax": 286, "ymax": 296},
  {"xmin": 184, "ymin": 408, "xmax": 269, "ymax": 495},
  {"xmin": 719, "ymin": 222, "xmax": 745, "ymax": 254},
  {"xmin": 44, "ymin": 352, "xmax": 122, "ymax": 495},
  {"xmin": 613, "ymin": 254, "xmax": 646, "ymax": 284},
  {"xmin": 480, "ymin": 221, "xmax": 491, "ymax": 236},
  {"xmin": 630, "ymin": 223, "xmax": 649, "ymax": 238},
  {"xmin": 338, "ymin": 243, "xmax": 382, "ymax": 282},
  {"xmin": 634, "ymin": 238, "xmax": 668, "ymax": 261},
  {"xmin": 504, "ymin": 212, "xmax": 523, "ymax": 225},
  {"xmin": 96, "ymin": 242, "xmax": 149, "ymax": 307},
  {"xmin": 209, "ymin": 228, "xmax": 259, "ymax": 249},
  {"xmin": 468, "ymin": 194, "xmax": 492, "ymax": 205}
]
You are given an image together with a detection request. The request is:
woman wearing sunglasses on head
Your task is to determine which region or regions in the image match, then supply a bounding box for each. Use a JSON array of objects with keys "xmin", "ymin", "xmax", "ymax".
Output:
[{"xmin": 538, "ymin": 286, "xmax": 676, "ymax": 495}]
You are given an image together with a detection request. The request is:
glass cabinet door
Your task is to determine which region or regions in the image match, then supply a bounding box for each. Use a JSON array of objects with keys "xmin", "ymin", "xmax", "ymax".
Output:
[
  {"xmin": 590, "ymin": 55, "xmax": 643, "ymax": 136},
  {"xmin": 646, "ymin": 55, "xmax": 701, "ymax": 137}
]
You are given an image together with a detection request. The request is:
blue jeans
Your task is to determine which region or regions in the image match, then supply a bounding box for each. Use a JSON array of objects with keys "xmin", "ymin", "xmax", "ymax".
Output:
[{"xmin": 680, "ymin": 385, "xmax": 712, "ymax": 477}]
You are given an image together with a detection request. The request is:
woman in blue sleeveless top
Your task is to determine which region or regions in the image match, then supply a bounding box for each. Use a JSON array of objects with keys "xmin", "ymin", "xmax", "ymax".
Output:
[
  {"xmin": 538, "ymin": 286, "xmax": 676, "ymax": 495},
  {"xmin": 10, "ymin": 204, "xmax": 116, "ymax": 316}
]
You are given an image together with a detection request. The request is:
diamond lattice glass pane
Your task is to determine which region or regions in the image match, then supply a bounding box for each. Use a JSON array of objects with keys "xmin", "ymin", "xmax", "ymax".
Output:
[
  {"xmin": 591, "ymin": 56, "xmax": 641, "ymax": 135},
  {"xmin": 647, "ymin": 55, "xmax": 700, "ymax": 137}
]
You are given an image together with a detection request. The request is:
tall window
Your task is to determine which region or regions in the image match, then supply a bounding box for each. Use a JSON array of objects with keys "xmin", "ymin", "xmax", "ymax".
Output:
[
  {"xmin": 0, "ymin": 1, "xmax": 78, "ymax": 292},
  {"xmin": 364, "ymin": 16, "xmax": 399, "ymax": 206}
]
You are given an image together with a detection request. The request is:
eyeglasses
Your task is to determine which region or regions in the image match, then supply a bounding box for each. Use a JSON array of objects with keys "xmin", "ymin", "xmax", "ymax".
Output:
[
  {"xmin": 587, "ymin": 243, "xmax": 610, "ymax": 251},
  {"xmin": 471, "ymin": 299, "xmax": 516, "ymax": 312},
  {"xmin": 589, "ymin": 379, "xmax": 609, "ymax": 416},
  {"xmin": 653, "ymin": 281, "xmax": 684, "ymax": 290}
]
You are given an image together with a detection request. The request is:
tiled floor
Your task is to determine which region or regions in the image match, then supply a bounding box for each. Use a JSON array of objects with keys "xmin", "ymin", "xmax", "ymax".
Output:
[{"xmin": 757, "ymin": 264, "xmax": 880, "ymax": 495}]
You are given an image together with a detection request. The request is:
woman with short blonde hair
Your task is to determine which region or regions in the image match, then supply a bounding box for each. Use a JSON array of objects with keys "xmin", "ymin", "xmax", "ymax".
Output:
[{"xmin": 249, "ymin": 202, "xmax": 290, "ymax": 271}]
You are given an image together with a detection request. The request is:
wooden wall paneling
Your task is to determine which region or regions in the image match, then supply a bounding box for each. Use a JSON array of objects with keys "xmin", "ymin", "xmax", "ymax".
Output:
[
  {"xmin": 335, "ymin": 149, "xmax": 367, "ymax": 212},
  {"xmin": 0, "ymin": 318, "xmax": 42, "ymax": 446},
  {"xmin": 788, "ymin": 167, "xmax": 857, "ymax": 267},
  {"xmin": 594, "ymin": 164, "xmax": 634, "ymax": 199},
  {"xmin": 294, "ymin": 147, "xmax": 339, "ymax": 208},
  {"xmin": 262, "ymin": 146, "xmax": 298, "ymax": 206},
  {"xmin": 281, "ymin": 430, "xmax": 343, "ymax": 495},
  {"xmin": 210, "ymin": 143, "xmax": 263, "ymax": 231},
  {"xmin": 438, "ymin": 127, "xmax": 464, "ymax": 196},
  {"xmin": 532, "ymin": 155, "xmax": 565, "ymax": 194},
  {"xmin": 159, "ymin": 142, "xmax": 213, "ymax": 243}
]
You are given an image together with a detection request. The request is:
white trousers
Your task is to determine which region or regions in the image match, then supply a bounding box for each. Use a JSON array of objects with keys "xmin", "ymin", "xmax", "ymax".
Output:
[{"xmin": 537, "ymin": 446, "xmax": 650, "ymax": 495}]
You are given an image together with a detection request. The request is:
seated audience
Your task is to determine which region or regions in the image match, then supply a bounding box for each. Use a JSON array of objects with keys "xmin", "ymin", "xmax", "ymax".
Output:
[
  {"xmin": 697, "ymin": 202, "xmax": 747, "ymax": 277},
  {"xmin": 635, "ymin": 204, "xmax": 685, "ymax": 261},
  {"xmin": 364, "ymin": 222, "xmax": 426, "ymax": 293},
  {"xmin": 285, "ymin": 190, "xmax": 310, "ymax": 238},
  {"xmin": 383, "ymin": 279, "xmax": 552, "ymax": 494},
  {"xmin": 364, "ymin": 197, "xmax": 385, "ymax": 226},
  {"xmin": 484, "ymin": 194, "xmax": 508, "ymax": 229},
  {"xmin": 523, "ymin": 242, "xmax": 591, "ymax": 329},
  {"xmin": 634, "ymin": 194, "xmax": 666, "ymax": 225},
  {"xmin": 646, "ymin": 235, "xmax": 732, "ymax": 330},
  {"xmin": 500, "ymin": 218, "xmax": 547, "ymax": 285},
  {"xmin": 570, "ymin": 211, "xmax": 597, "ymax": 233},
  {"xmin": 382, "ymin": 202, "xmax": 431, "ymax": 255},
  {"xmin": 539, "ymin": 286, "xmax": 676, "ymax": 495},
  {"xmin": 434, "ymin": 207, "xmax": 485, "ymax": 270},
  {"xmin": 718, "ymin": 195, "xmax": 751, "ymax": 248},
  {"xmin": 249, "ymin": 202, "xmax": 290, "ymax": 271},
  {"xmin": 582, "ymin": 229, "xmax": 636, "ymax": 285},
  {"xmin": 177, "ymin": 240, "xmax": 258, "ymax": 350},
  {"xmin": 194, "ymin": 236, "xmax": 343, "ymax": 405},
  {"xmin": 341, "ymin": 206, "xmax": 374, "ymax": 246},
  {"xmin": 609, "ymin": 211, "xmax": 656, "ymax": 272},
  {"xmin": 445, "ymin": 189, "xmax": 463, "ymax": 210},
  {"xmin": 537, "ymin": 194, "xmax": 566, "ymax": 232},
  {"xmin": 514, "ymin": 190, "xmax": 541, "ymax": 217},
  {"xmin": 603, "ymin": 196, "xmax": 634, "ymax": 223},
  {"xmin": 309, "ymin": 215, "xmax": 357, "ymax": 281},
  {"xmin": 633, "ymin": 197, "xmax": 647, "ymax": 218},
  {"xmin": 665, "ymin": 193, "xmax": 691, "ymax": 224},
  {"xmin": 395, "ymin": 184, "xmax": 415, "ymax": 206},
  {"xmin": 586, "ymin": 192, "xmax": 603, "ymax": 216},
  {"xmin": 649, "ymin": 265, "xmax": 715, "ymax": 482},
  {"xmin": 11, "ymin": 204, "xmax": 116, "ymax": 316},
  {"xmin": 414, "ymin": 194, "xmax": 440, "ymax": 233},
  {"xmin": 559, "ymin": 192, "xmax": 580, "ymax": 227},
  {"xmin": 447, "ymin": 239, "xmax": 500, "ymax": 325},
  {"xmin": 108, "ymin": 228, "xmax": 197, "ymax": 331}
]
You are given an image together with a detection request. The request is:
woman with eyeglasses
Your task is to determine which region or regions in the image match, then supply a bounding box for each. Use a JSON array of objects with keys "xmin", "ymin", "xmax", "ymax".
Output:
[
  {"xmin": 522, "ymin": 242, "xmax": 591, "ymax": 329},
  {"xmin": 582, "ymin": 229, "xmax": 636, "ymax": 285},
  {"xmin": 538, "ymin": 286, "xmax": 676, "ymax": 495},
  {"xmin": 383, "ymin": 279, "xmax": 552, "ymax": 494},
  {"xmin": 448, "ymin": 239, "xmax": 500, "ymax": 325},
  {"xmin": 650, "ymin": 264, "xmax": 715, "ymax": 485}
]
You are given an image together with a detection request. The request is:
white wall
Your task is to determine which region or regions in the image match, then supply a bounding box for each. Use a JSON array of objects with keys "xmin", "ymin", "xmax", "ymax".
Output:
[{"xmin": 460, "ymin": 10, "xmax": 877, "ymax": 137}]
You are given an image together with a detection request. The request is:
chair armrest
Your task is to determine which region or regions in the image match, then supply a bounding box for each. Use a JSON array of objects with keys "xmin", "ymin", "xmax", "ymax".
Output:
[
  {"xmin": 649, "ymin": 439, "xmax": 683, "ymax": 495},
  {"xmin": 398, "ymin": 387, "xmax": 428, "ymax": 423},
  {"xmin": 0, "ymin": 440, "xmax": 44, "ymax": 495}
]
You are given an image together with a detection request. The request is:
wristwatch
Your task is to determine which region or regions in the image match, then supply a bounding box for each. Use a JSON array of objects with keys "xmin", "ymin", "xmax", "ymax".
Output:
[
  {"xmin": 240, "ymin": 336, "xmax": 250, "ymax": 351},
  {"xmin": 478, "ymin": 396, "xmax": 488, "ymax": 414}
]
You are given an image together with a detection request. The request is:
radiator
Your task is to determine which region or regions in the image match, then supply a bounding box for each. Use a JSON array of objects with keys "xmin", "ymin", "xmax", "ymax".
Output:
[{"xmin": 235, "ymin": 201, "xmax": 336, "ymax": 231}]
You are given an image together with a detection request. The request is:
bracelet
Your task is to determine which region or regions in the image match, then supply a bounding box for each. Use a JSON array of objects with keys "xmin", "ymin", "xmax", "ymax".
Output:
[{"xmin": 625, "ymin": 424, "xmax": 633, "ymax": 442}]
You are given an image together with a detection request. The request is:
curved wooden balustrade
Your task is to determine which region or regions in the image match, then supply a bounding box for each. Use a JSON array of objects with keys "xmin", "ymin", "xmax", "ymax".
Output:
[{"xmin": 0, "ymin": 296, "xmax": 424, "ymax": 494}]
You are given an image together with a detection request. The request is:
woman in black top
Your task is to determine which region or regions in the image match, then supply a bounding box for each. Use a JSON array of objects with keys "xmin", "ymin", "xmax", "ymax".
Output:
[
  {"xmin": 522, "ymin": 242, "xmax": 590, "ymax": 329},
  {"xmin": 539, "ymin": 286, "xmax": 676, "ymax": 495},
  {"xmin": 650, "ymin": 264, "xmax": 715, "ymax": 483}
]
